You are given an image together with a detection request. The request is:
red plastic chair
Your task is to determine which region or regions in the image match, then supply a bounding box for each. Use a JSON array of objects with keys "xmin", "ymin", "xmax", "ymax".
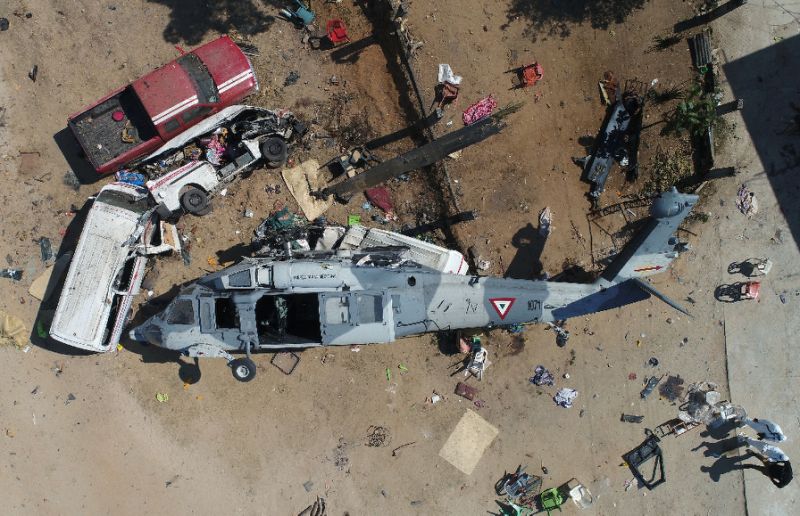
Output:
[
  {"xmin": 520, "ymin": 62, "xmax": 544, "ymax": 88},
  {"xmin": 326, "ymin": 19, "xmax": 350, "ymax": 45}
]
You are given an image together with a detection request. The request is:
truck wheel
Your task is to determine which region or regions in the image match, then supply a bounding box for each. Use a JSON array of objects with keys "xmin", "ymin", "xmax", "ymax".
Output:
[
  {"xmin": 230, "ymin": 358, "xmax": 257, "ymax": 382},
  {"xmin": 180, "ymin": 187, "xmax": 209, "ymax": 215},
  {"xmin": 261, "ymin": 137, "xmax": 288, "ymax": 168}
]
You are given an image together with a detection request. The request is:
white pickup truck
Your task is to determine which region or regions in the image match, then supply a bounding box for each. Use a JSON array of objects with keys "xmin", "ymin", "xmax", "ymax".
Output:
[
  {"xmin": 50, "ymin": 183, "xmax": 178, "ymax": 352},
  {"xmin": 139, "ymin": 105, "xmax": 305, "ymax": 218}
]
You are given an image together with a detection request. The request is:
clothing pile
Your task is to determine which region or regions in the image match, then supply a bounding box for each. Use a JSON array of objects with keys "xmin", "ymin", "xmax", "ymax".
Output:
[
  {"xmin": 530, "ymin": 365, "xmax": 555, "ymax": 386},
  {"xmin": 463, "ymin": 95, "xmax": 497, "ymax": 125},
  {"xmin": 554, "ymin": 388, "xmax": 578, "ymax": 408}
]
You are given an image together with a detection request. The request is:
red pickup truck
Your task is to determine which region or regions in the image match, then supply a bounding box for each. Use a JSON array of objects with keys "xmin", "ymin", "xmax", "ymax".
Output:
[{"xmin": 68, "ymin": 35, "xmax": 258, "ymax": 174}]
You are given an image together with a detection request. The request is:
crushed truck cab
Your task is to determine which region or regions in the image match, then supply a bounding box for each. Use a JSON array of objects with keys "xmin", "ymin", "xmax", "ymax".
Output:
[{"xmin": 140, "ymin": 105, "xmax": 304, "ymax": 218}]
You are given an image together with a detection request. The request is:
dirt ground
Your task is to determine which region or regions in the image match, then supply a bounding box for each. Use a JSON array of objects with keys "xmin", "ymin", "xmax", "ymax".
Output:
[{"xmin": 1, "ymin": 1, "xmax": 749, "ymax": 514}]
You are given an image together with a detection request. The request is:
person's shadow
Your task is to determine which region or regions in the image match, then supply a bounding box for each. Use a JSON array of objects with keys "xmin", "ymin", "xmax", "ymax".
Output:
[
  {"xmin": 694, "ymin": 437, "xmax": 762, "ymax": 482},
  {"xmin": 504, "ymin": 223, "xmax": 546, "ymax": 280}
]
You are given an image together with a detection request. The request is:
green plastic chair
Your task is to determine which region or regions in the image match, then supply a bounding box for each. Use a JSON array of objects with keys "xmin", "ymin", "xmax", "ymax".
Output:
[{"xmin": 539, "ymin": 488, "xmax": 564, "ymax": 516}]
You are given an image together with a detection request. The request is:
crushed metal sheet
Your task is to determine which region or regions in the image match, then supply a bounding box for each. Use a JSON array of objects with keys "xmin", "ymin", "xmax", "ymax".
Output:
[
  {"xmin": 0, "ymin": 311, "xmax": 27, "ymax": 348},
  {"xmin": 28, "ymin": 254, "xmax": 71, "ymax": 302},
  {"xmin": 281, "ymin": 159, "xmax": 331, "ymax": 220},
  {"xmin": 438, "ymin": 409, "xmax": 498, "ymax": 475}
]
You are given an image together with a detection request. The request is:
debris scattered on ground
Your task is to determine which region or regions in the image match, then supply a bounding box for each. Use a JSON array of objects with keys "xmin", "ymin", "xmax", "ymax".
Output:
[
  {"xmin": 297, "ymin": 496, "xmax": 326, "ymax": 516},
  {"xmin": 366, "ymin": 425, "xmax": 390, "ymax": 447},
  {"xmin": 640, "ymin": 375, "xmax": 662, "ymax": 399},
  {"xmin": 0, "ymin": 18, "xmax": 9, "ymax": 31},
  {"xmin": 281, "ymin": 160, "xmax": 331, "ymax": 221},
  {"xmin": 530, "ymin": 365, "xmax": 555, "ymax": 386},
  {"xmin": 465, "ymin": 344, "xmax": 490, "ymax": 380},
  {"xmin": 463, "ymin": 95, "xmax": 497, "ymax": 125},
  {"xmin": 0, "ymin": 311, "xmax": 27, "ymax": 348},
  {"xmin": 303, "ymin": 480, "xmax": 314, "ymax": 492},
  {"xmin": 430, "ymin": 392, "xmax": 442, "ymax": 404},
  {"xmin": 364, "ymin": 187, "xmax": 395, "ymax": 217},
  {"xmin": 65, "ymin": 393, "xmax": 76, "ymax": 405},
  {"xmin": 271, "ymin": 352, "xmax": 300, "ymax": 375},
  {"xmin": 62, "ymin": 170, "xmax": 81, "ymax": 190},
  {"xmin": 455, "ymin": 381, "xmax": 478, "ymax": 401},
  {"xmin": 621, "ymin": 414, "xmax": 645, "ymax": 423},
  {"xmin": 678, "ymin": 381, "xmax": 745, "ymax": 427},
  {"xmin": 155, "ymin": 392, "xmax": 169, "ymax": 403},
  {"xmin": 598, "ymin": 71, "xmax": 618, "ymax": 105},
  {"xmin": 439, "ymin": 409, "xmax": 498, "ymax": 475},
  {"xmin": 437, "ymin": 63, "xmax": 462, "ymax": 85},
  {"xmin": 735, "ymin": 184, "xmax": 758, "ymax": 217},
  {"xmin": 332, "ymin": 438, "xmax": 349, "ymax": 471},
  {"xmin": 538, "ymin": 207, "xmax": 552, "ymax": 237},
  {"xmin": 284, "ymin": 70, "xmax": 300, "ymax": 86},
  {"xmin": 548, "ymin": 322, "xmax": 570, "ymax": 347},
  {"xmin": 391, "ymin": 441, "xmax": 416, "ymax": 457},
  {"xmin": 38, "ymin": 237, "xmax": 53, "ymax": 262},
  {"xmin": 512, "ymin": 61, "xmax": 544, "ymax": 89},
  {"xmin": 0, "ymin": 268, "xmax": 23, "ymax": 281},
  {"xmin": 28, "ymin": 64, "xmax": 38, "ymax": 82},
  {"xmin": 648, "ymin": 357, "xmax": 659, "ymax": 367},
  {"xmin": 554, "ymin": 388, "xmax": 578, "ymax": 408},
  {"xmin": 115, "ymin": 170, "xmax": 146, "ymax": 186},
  {"xmin": 659, "ymin": 375, "xmax": 685, "ymax": 401}
]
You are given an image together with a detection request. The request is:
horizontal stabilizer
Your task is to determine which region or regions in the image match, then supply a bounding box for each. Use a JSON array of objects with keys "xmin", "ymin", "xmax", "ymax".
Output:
[{"xmin": 631, "ymin": 278, "xmax": 690, "ymax": 316}]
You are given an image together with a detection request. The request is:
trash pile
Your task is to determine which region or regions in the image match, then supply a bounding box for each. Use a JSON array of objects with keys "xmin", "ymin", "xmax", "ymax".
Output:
[
  {"xmin": 530, "ymin": 365, "xmax": 555, "ymax": 386},
  {"xmin": 554, "ymin": 388, "xmax": 579, "ymax": 409},
  {"xmin": 677, "ymin": 381, "xmax": 746, "ymax": 426},
  {"xmin": 735, "ymin": 184, "xmax": 758, "ymax": 217}
]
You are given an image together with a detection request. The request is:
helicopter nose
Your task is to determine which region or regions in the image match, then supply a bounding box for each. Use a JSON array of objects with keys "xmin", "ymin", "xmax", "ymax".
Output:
[{"xmin": 129, "ymin": 322, "xmax": 163, "ymax": 346}]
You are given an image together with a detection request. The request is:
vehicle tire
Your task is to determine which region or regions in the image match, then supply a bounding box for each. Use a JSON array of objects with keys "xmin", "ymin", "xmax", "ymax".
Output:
[
  {"xmin": 230, "ymin": 357, "xmax": 257, "ymax": 382},
  {"xmin": 260, "ymin": 137, "xmax": 288, "ymax": 168},
  {"xmin": 180, "ymin": 187, "xmax": 209, "ymax": 215}
]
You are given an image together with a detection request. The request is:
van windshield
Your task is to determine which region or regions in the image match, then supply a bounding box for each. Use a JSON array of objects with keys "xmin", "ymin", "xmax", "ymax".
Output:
[
  {"xmin": 96, "ymin": 189, "xmax": 150, "ymax": 213},
  {"xmin": 178, "ymin": 53, "xmax": 219, "ymax": 104}
]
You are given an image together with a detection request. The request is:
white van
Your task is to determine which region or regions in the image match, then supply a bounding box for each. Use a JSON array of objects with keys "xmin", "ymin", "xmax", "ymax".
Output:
[{"xmin": 50, "ymin": 182, "xmax": 155, "ymax": 352}]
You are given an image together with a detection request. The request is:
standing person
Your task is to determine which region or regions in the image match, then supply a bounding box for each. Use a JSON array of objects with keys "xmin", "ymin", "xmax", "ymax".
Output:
[
  {"xmin": 763, "ymin": 460, "xmax": 793, "ymax": 488},
  {"xmin": 739, "ymin": 434, "xmax": 789, "ymax": 462},
  {"xmin": 743, "ymin": 417, "xmax": 787, "ymax": 442},
  {"xmin": 738, "ymin": 434, "xmax": 793, "ymax": 487}
]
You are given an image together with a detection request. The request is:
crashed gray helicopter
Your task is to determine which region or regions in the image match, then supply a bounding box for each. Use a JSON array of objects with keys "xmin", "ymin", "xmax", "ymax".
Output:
[{"xmin": 131, "ymin": 188, "xmax": 697, "ymax": 382}]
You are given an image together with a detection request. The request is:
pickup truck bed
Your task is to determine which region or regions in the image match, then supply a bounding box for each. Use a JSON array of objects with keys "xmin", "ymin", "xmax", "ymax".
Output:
[{"xmin": 68, "ymin": 87, "xmax": 158, "ymax": 169}]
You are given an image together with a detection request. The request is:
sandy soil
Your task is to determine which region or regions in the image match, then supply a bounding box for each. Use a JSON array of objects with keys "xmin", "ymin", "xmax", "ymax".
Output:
[{"xmin": 1, "ymin": 1, "xmax": 746, "ymax": 514}]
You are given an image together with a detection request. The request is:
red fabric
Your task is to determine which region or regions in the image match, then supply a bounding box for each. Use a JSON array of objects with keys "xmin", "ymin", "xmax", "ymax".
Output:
[
  {"xmin": 463, "ymin": 94, "xmax": 497, "ymax": 125},
  {"xmin": 365, "ymin": 187, "xmax": 394, "ymax": 213}
]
